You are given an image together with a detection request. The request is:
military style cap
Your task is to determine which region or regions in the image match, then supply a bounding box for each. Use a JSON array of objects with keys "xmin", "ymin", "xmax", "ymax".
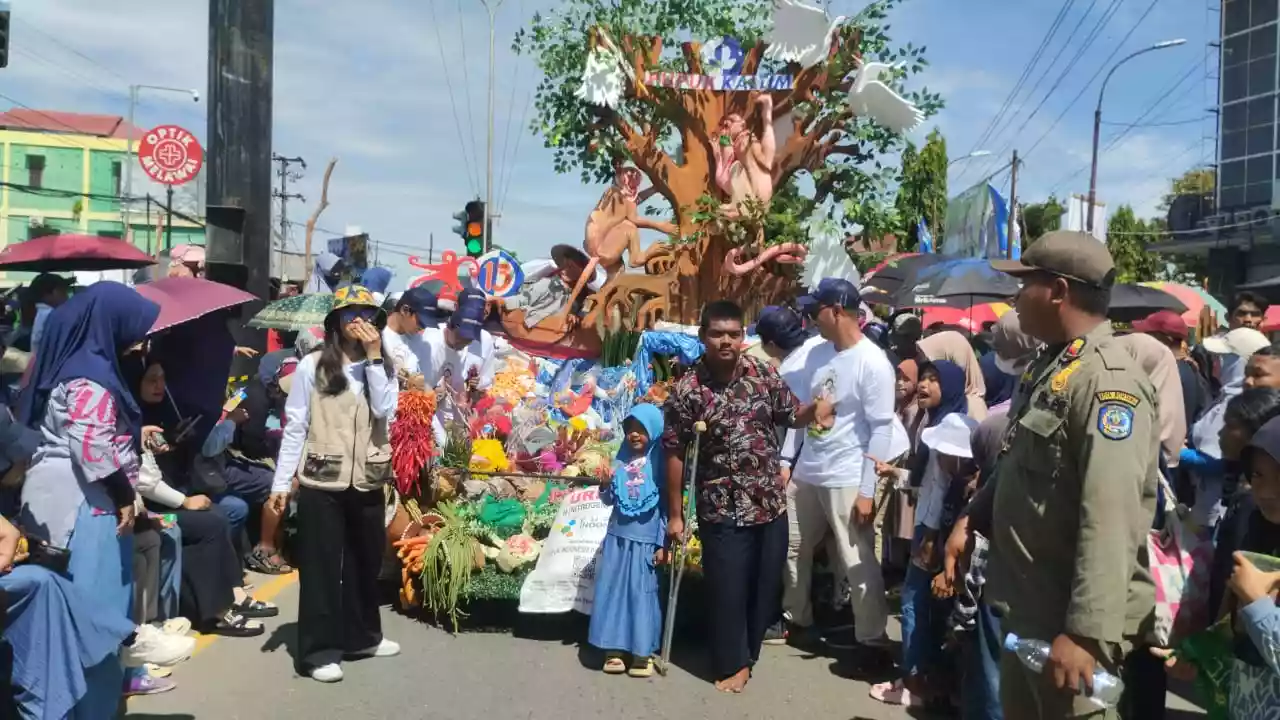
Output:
[{"xmin": 990, "ymin": 230, "xmax": 1116, "ymax": 288}]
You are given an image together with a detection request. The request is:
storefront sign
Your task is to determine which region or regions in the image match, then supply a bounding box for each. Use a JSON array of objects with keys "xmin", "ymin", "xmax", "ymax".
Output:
[{"xmin": 645, "ymin": 36, "xmax": 793, "ymax": 92}]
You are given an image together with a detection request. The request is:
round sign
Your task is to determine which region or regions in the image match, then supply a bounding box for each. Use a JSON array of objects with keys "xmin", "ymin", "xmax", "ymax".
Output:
[
  {"xmin": 137, "ymin": 125, "xmax": 204, "ymax": 186},
  {"xmin": 475, "ymin": 249, "xmax": 524, "ymax": 298}
]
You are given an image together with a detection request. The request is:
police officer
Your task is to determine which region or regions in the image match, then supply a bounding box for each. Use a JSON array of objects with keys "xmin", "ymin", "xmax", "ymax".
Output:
[{"xmin": 963, "ymin": 231, "xmax": 1160, "ymax": 718}]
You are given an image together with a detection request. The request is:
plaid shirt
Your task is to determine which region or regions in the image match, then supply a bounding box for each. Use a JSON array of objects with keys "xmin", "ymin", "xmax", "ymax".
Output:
[{"xmin": 662, "ymin": 354, "xmax": 798, "ymax": 527}]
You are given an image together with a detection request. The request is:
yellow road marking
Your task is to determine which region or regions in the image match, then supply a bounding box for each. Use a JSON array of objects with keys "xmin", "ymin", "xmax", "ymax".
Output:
[{"xmin": 190, "ymin": 572, "xmax": 299, "ymax": 657}]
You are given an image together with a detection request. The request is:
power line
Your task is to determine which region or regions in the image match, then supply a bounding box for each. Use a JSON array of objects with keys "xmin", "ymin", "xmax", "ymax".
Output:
[
  {"xmin": 428, "ymin": 0, "xmax": 481, "ymax": 194},
  {"xmin": 960, "ymin": 0, "xmax": 1078, "ymax": 161},
  {"xmin": 1100, "ymin": 116, "xmax": 1206, "ymax": 127},
  {"xmin": 455, "ymin": 0, "xmax": 482, "ymax": 188}
]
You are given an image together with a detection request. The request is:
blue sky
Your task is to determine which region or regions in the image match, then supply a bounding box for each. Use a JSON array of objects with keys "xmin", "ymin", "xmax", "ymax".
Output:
[{"xmin": 4, "ymin": 0, "xmax": 1217, "ymax": 289}]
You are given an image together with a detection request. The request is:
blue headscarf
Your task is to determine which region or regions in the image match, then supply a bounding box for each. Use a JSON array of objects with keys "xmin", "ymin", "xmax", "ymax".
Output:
[
  {"xmin": 18, "ymin": 282, "xmax": 159, "ymax": 438},
  {"xmin": 979, "ymin": 351, "xmax": 1017, "ymax": 407},
  {"xmin": 921, "ymin": 359, "xmax": 968, "ymax": 427},
  {"xmin": 611, "ymin": 403, "xmax": 665, "ymax": 518},
  {"xmin": 359, "ymin": 267, "xmax": 393, "ymax": 295}
]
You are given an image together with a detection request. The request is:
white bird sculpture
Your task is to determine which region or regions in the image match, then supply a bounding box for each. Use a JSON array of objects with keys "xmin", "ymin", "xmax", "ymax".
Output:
[
  {"xmin": 847, "ymin": 57, "xmax": 924, "ymax": 135},
  {"xmin": 575, "ymin": 28, "xmax": 636, "ymax": 108},
  {"xmin": 763, "ymin": 0, "xmax": 846, "ymax": 69}
]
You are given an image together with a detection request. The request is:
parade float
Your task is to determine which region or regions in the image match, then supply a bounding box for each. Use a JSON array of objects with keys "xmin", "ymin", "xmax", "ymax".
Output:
[{"xmin": 386, "ymin": 0, "xmax": 936, "ymax": 631}]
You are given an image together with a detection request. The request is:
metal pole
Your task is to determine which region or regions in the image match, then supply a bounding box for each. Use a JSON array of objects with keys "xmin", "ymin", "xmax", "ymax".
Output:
[
  {"xmin": 124, "ymin": 85, "xmax": 137, "ymax": 243},
  {"xmin": 165, "ymin": 185, "xmax": 174, "ymax": 251},
  {"xmin": 480, "ymin": 0, "xmax": 503, "ymax": 254},
  {"xmin": 1007, "ymin": 150, "xmax": 1018, "ymax": 258},
  {"xmin": 145, "ymin": 195, "xmax": 152, "ymax": 256},
  {"xmin": 276, "ymin": 155, "xmax": 287, "ymax": 280}
]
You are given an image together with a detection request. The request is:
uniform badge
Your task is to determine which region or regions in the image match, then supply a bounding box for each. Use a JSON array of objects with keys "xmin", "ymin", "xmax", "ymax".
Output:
[
  {"xmin": 1065, "ymin": 338, "xmax": 1086, "ymax": 359},
  {"xmin": 1051, "ymin": 359, "xmax": 1082, "ymax": 393},
  {"xmin": 1095, "ymin": 390, "xmax": 1140, "ymax": 408},
  {"xmin": 1097, "ymin": 403, "xmax": 1134, "ymax": 440}
]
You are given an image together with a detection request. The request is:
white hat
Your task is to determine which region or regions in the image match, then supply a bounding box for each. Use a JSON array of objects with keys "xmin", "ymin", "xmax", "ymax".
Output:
[
  {"xmin": 1202, "ymin": 327, "xmax": 1270, "ymax": 358},
  {"xmin": 920, "ymin": 413, "xmax": 979, "ymax": 459}
]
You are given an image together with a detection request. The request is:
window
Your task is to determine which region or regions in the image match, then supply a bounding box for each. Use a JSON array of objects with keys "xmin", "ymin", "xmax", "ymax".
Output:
[
  {"xmin": 1227, "ymin": 0, "xmax": 1249, "ymax": 36},
  {"xmin": 26, "ymin": 155, "xmax": 45, "ymax": 189},
  {"xmin": 111, "ymin": 160, "xmax": 122, "ymax": 196},
  {"xmin": 1253, "ymin": 0, "xmax": 1279, "ymax": 27},
  {"xmin": 1249, "ymin": 56, "xmax": 1277, "ymax": 96},
  {"xmin": 1224, "ymin": 63, "xmax": 1249, "ymax": 103},
  {"xmin": 1221, "ymin": 159, "xmax": 1248, "ymax": 210}
]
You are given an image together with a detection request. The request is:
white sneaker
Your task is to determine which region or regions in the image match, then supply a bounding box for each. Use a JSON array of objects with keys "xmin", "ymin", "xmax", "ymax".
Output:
[
  {"xmin": 349, "ymin": 638, "xmax": 400, "ymax": 658},
  {"xmin": 123, "ymin": 625, "xmax": 196, "ymax": 668},
  {"xmin": 307, "ymin": 663, "xmax": 344, "ymax": 683}
]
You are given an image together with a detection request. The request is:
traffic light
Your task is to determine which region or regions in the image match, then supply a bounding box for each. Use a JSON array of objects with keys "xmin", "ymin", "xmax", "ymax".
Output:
[
  {"xmin": 452, "ymin": 200, "xmax": 486, "ymax": 258},
  {"xmin": 0, "ymin": 9, "xmax": 11, "ymax": 69}
]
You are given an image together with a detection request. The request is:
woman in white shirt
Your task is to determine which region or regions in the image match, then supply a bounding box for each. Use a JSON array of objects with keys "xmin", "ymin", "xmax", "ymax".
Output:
[{"xmin": 267, "ymin": 285, "xmax": 400, "ymax": 683}]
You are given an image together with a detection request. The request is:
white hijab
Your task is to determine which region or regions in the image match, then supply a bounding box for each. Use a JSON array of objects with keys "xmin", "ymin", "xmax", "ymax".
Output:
[{"xmin": 1190, "ymin": 353, "xmax": 1247, "ymax": 460}]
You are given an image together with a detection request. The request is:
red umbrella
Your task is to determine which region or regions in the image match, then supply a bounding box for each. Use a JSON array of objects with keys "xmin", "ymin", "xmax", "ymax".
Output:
[
  {"xmin": 0, "ymin": 233, "xmax": 155, "ymax": 272},
  {"xmin": 135, "ymin": 276, "xmax": 258, "ymax": 334}
]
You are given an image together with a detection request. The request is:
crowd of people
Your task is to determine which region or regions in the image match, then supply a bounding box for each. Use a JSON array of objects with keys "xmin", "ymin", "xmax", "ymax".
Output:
[
  {"xmin": 587, "ymin": 230, "xmax": 1280, "ymax": 719},
  {"xmin": 2, "ymin": 227, "xmax": 1280, "ymax": 719}
]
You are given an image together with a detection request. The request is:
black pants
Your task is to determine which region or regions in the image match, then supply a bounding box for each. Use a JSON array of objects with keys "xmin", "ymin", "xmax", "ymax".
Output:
[
  {"xmin": 155, "ymin": 504, "xmax": 241, "ymax": 626},
  {"xmin": 1119, "ymin": 642, "xmax": 1167, "ymax": 720},
  {"xmin": 699, "ymin": 514, "xmax": 788, "ymax": 680},
  {"xmin": 295, "ymin": 485, "xmax": 385, "ymax": 665}
]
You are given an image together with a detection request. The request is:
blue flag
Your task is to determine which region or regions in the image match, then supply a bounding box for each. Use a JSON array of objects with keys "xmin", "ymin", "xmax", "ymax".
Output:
[{"xmin": 917, "ymin": 218, "xmax": 934, "ymax": 253}]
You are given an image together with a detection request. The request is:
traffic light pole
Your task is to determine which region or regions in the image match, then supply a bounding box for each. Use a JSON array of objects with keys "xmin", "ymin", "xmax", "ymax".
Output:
[{"xmin": 480, "ymin": 0, "xmax": 503, "ymax": 255}]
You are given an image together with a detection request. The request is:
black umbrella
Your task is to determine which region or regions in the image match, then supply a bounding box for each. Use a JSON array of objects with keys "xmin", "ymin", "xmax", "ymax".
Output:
[
  {"xmin": 1107, "ymin": 283, "xmax": 1188, "ymax": 322},
  {"xmin": 861, "ymin": 253, "xmax": 946, "ymax": 296},
  {"xmin": 890, "ymin": 258, "xmax": 1020, "ymax": 308}
]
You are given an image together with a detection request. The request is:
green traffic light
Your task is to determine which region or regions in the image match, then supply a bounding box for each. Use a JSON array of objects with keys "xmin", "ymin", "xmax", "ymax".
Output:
[{"xmin": 465, "ymin": 237, "xmax": 484, "ymax": 257}]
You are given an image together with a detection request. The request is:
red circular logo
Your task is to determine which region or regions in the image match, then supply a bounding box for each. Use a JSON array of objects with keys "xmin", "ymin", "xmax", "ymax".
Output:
[{"xmin": 137, "ymin": 125, "xmax": 204, "ymax": 186}]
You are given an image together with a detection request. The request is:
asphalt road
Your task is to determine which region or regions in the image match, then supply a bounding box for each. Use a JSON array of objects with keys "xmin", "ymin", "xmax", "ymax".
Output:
[{"xmin": 123, "ymin": 574, "xmax": 1208, "ymax": 720}]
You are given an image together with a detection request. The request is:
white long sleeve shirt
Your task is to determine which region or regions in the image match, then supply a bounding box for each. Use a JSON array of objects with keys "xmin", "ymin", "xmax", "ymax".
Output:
[
  {"xmin": 271, "ymin": 353, "xmax": 399, "ymax": 493},
  {"xmin": 792, "ymin": 337, "xmax": 896, "ymax": 497}
]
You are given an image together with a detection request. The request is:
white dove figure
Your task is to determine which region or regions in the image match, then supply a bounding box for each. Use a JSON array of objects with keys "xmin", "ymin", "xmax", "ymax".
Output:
[
  {"xmin": 847, "ymin": 57, "xmax": 924, "ymax": 135},
  {"xmin": 763, "ymin": 0, "xmax": 845, "ymax": 69},
  {"xmin": 574, "ymin": 28, "xmax": 636, "ymax": 108}
]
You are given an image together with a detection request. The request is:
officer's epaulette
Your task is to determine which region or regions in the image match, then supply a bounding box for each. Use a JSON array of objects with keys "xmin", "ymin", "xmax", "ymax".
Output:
[{"xmin": 1062, "ymin": 337, "xmax": 1086, "ymax": 361}]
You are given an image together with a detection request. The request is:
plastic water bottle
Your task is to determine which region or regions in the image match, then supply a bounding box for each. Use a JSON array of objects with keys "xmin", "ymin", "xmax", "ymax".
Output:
[{"xmin": 1003, "ymin": 633, "xmax": 1125, "ymax": 708}]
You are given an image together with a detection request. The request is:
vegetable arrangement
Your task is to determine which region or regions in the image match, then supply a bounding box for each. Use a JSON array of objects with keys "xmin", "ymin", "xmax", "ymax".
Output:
[{"xmin": 391, "ymin": 389, "xmax": 438, "ymax": 497}]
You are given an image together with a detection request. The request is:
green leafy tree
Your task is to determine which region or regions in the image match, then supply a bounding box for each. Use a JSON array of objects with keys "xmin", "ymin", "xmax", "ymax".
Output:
[
  {"xmin": 893, "ymin": 128, "xmax": 948, "ymax": 250},
  {"xmin": 1152, "ymin": 167, "xmax": 1214, "ymax": 283},
  {"xmin": 516, "ymin": 0, "xmax": 942, "ymax": 241},
  {"xmin": 1107, "ymin": 204, "xmax": 1162, "ymax": 283},
  {"xmin": 1018, "ymin": 195, "xmax": 1064, "ymax": 245}
]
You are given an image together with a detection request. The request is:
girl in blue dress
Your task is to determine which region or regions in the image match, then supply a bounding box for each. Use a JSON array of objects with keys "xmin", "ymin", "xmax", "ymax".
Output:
[{"xmin": 589, "ymin": 403, "xmax": 666, "ymax": 678}]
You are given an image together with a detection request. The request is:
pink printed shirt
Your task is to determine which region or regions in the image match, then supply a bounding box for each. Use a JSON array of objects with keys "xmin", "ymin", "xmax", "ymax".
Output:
[{"xmin": 18, "ymin": 379, "xmax": 139, "ymax": 547}]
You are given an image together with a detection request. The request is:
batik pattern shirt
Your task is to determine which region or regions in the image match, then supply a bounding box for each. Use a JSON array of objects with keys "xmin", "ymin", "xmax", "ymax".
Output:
[{"xmin": 662, "ymin": 354, "xmax": 798, "ymax": 527}]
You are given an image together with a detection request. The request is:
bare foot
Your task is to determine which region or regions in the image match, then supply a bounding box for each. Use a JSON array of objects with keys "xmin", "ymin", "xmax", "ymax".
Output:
[{"xmin": 714, "ymin": 666, "xmax": 750, "ymax": 693}]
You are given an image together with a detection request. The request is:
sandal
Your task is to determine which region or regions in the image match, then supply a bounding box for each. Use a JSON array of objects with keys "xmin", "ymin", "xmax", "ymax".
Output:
[
  {"xmin": 869, "ymin": 680, "xmax": 924, "ymax": 707},
  {"xmin": 210, "ymin": 613, "xmax": 264, "ymax": 638},
  {"xmin": 233, "ymin": 597, "xmax": 279, "ymax": 619},
  {"xmin": 602, "ymin": 653, "xmax": 626, "ymax": 674},
  {"xmin": 246, "ymin": 547, "xmax": 293, "ymax": 575},
  {"xmin": 627, "ymin": 657, "xmax": 654, "ymax": 678}
]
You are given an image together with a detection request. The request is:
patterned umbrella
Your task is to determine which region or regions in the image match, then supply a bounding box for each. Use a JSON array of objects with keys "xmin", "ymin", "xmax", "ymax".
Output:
[
  {"xmin": 921, "ymin": 303, "xmax": 1012, "ymax": 333},
  {"xmin": 248, "ymin": 293, "xmax": 335, "ymax": 331},
  {"xmin": 136, "ymin": 276, "xmax": 258, "ymax": 334},
  {"xmin": 1139, "ymin": 282, "xmax": 1226, "ymax": 326}
]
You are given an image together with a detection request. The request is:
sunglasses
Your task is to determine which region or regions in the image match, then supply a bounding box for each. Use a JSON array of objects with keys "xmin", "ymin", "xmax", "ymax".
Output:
[{"xmin": 340, "ymin": 308, "xmax": 378, "ymax": 324}]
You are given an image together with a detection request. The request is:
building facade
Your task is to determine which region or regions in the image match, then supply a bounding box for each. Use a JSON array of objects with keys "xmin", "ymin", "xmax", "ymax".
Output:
[
  {"xmin": 0, "ymin": 109, "xmax": 204, "ymax": 282},
  {"xmin": 1150, "ymin": 0, "xmax": 1280, "ymax": 292}
]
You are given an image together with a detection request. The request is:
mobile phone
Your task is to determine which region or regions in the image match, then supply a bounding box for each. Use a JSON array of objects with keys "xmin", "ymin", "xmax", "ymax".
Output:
[{"xmin": 223, "ymin": 388, "xmax": 247, "ymax": 413}]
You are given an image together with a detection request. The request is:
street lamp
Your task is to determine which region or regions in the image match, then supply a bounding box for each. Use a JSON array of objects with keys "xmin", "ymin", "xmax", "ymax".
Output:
[
  {"xmin": 477, "ymin": 0, "xmax": 505, "ymax": 254},
  {"xmin": 123, "ymin": 84, "xmax": 201, "ymax": 246},
  {"xmin": 948, "ymin": 150, "xmax": 992, "ymax": 168},
  {"xmin": 1087, "ymin": 39, "xmax": 1186, "ymax": 233}
]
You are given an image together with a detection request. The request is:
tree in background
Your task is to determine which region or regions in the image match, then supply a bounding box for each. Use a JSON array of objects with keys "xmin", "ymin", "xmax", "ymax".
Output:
[
  {"xmin": 1107, "ymin": 204, "xmax": 1162, "ymax": 283},
  {"xmin": 1153, "ymin": 167, "xmax": 1213, "ymax": 282},
  {"xmin": 1161, "ymin": 167, "xmax": 1215, "ymax": 212},
  {"xmin": 1019, "ymin": 195, "xmax": 1064, "ymax": 243},
  {"xmin": 893, "ymin": 128, "xmax": 948, "ymax": 251}
]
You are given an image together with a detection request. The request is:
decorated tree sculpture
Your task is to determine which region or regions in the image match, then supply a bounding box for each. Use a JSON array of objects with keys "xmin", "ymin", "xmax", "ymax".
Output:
[{"xmin": 517, "ymin": 0, "xmax": 941, "ymax": 322}]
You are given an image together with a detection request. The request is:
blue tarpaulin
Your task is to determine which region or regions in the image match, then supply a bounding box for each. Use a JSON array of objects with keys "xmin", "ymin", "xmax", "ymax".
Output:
[{"xmin": 632, "ymin": 331, "xmax": 704, "ymax": 396}]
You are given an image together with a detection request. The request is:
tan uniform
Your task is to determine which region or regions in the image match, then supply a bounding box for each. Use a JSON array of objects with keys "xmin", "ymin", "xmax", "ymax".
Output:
[{"xmin": 983, "ymin": 322, "xmax": 1160, "ymax": 718}]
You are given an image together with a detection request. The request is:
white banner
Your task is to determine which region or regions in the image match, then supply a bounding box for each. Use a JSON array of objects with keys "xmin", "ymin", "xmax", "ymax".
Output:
[{"xmin": 518, "ymin": 486, "xmax": 612, "ymax": 614}]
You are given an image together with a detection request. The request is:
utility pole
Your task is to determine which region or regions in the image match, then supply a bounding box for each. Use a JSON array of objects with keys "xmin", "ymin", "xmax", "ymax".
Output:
[
  {"xmin": 1007, "ymin": 149, "xmax": 1018, "ymax": 259},
  {"xmin": 478, "ymin": 0, "xmax": 504, "ymax": 254},
  {"xmin": 272, "ymin": 153, "xmax": 305, "ymax": 281}
]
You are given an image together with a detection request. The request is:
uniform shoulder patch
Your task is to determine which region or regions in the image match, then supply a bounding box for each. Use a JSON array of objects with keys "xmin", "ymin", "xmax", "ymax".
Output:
[
  {"xmin": 1051, "ymin": 359, "xmax": 1083, "ymax": 393},
  {"xmin": 1095, "ymin": 390, "xmax": 1140, "ymax": 407},
  {"xmin": 1065, "ymin": 338, "xmax": 1087, "ymax": 359},
  {"xmin": 1097, "ymin": 403, "xmax": 1134, "ymax": 440}
]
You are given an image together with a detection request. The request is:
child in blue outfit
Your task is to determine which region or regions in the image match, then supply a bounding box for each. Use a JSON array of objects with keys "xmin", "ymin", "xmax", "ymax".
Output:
[{"xmin": 588, "ymin": 403, "xmax": 666, "ymax": 678}]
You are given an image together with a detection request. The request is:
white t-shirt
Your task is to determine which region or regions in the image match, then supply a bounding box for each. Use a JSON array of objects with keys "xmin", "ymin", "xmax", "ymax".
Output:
[
  {"xmin": 381, "ymin": 327, "xmax": 424, "ymax": 376},
  {"xmin": 777, "ymin": 336, "xmax": 835, "ymax": 466},
  {"xmin": 420, "ymin": 326, "xmax": 497, "ymax": 430},
  {"xmin": 792, "ymin": 337, "xmax": 896, "ymax": 495}
]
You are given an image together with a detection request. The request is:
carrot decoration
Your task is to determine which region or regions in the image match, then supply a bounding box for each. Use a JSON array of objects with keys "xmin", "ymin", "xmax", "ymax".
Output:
[{"xmin": 391, "ymin": 389, "xmax": 438, "ymax": 497}]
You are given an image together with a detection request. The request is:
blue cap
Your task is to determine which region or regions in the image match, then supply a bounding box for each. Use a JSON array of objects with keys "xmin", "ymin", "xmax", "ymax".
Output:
[
  {"xmin": 396, "ymin": 286, "xmax": 440, "ymax": 329},
  {"xmin": 798, "ymin": 277, "xmax": 861, "ymax": 316},
  {"xmin": 755, "ymin": 306, "xmax": 808, "ymax": 350},
  {"xmin": 449, "ymin": 288, "xmax": 488, "ymax": 342}
]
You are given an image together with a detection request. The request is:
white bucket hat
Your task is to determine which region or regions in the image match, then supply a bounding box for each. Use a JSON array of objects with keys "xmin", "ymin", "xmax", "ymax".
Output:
[{"xmin": 920, "ymin": 412, "xmax": 979, "ymax": 459}]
